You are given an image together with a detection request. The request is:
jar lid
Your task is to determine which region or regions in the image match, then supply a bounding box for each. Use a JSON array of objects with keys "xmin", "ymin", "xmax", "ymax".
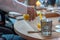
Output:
[{"xmin": 42, "ymin": 18, "xmax": 52, "ymax": 22}]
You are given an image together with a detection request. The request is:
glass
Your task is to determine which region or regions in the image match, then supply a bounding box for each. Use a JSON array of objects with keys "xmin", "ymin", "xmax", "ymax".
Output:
[
  {"xmin": 36, "ymin": 11, "xmax": 46, "ymax": 31},
  {"xmin": 39, "ymin": 13, "xmax": 43, "ymax": 20},
  {"xmin": 39, "ymin": 0, "xmax": 45, "ymax": 7},
  {"xmin": 41, "ymin": 19, "xmax": 52, "ymax": 36},
  {"xmin": 36, "ymin": 0, "xmax": 41, "ymax": 9},
  {"xmin": 36, "ymin": 0, "xmax": 41, "ymax": 7},
  {"xmin": 37, "ymin": 23, "xmax": 41, "ymax": 30},
  {"xmin": 55, "ymin": 25, "xmax": 60, "ymax": 32},
  {"xmin": 36, "ymin": 11, "xmax": 42, "ymax": 16},
  {"xmin": 54, "ymin": 18, "xmax": 60, "ymax": 33},
  {"xmin": 36, "ymin": 11, "xmax": 43, "ymax": 20}
]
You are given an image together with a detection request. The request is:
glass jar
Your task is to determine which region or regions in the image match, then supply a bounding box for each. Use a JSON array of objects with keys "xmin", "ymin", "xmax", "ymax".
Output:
[{"xmin": 41, "ymin": 19, "xmax": 52, "ymax": 36}]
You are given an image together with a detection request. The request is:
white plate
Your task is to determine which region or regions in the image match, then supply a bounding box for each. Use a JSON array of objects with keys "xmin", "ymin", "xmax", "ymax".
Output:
[
  {"xmin": 55, "ymin": 25, "xmax": 60, "ymax": 29},
  {"xmin": 55, "ymin": 29, "xmax": 60, "ymax": 32}
]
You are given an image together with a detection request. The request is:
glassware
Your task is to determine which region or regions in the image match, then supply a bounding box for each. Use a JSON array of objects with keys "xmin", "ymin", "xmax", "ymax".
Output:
[
  {"xmin": 36, "ymin": 11, "xmax": 41, "ymax": 30},
  {"xmin": 37, "ymin": 23, "xmax": 41, "ymax": 31},
  {"xmin": 55, "ymin": 25, "xmax": 60, "ymax": 32},
  {"xmin": 36, "ymin": 11, "xmax": 46, "ymax": 31},
  {"xmin": 41, "ymin": 19, "xmax": 52, "ymax": 36},
  {"xmin": 36, "ymin": 11, "xmax": 42, "ymax": 16},
  {"xmin": 36, "ymin": 0, "xmax": 41, "ymax": 9}
]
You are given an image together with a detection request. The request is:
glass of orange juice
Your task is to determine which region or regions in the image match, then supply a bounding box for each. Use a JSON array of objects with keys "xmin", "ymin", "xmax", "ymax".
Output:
[
  {"xmin": 39, "ymin": 13, "xmax": 43, "ymax": 20},
  {"xmin": 37, "ymin": 23, "xmax": 41, "ymax": 31},
  {"xmin": 37, "ymin": 11, "xmax": 43, "ymax": 20},
  {"xmin": 36, "ymin": 11, "xmax": 41, "ymax": 16},
  {"xmin": 23, "ymin": 14, "xmax": 29, "ymax": 20},
  {"xmin": 36, "ymin": 11, "xmax": 40, "ymax": 16}
]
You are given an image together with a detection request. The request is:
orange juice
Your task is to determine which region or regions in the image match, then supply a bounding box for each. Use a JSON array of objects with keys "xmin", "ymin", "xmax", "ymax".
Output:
[
  {"xmin": 39, "ymin": 13, "xmax": 43, "ymax": 20},
  {"xmin": 36, "ymin": 11, "xmax": 42, "ymax": 16},
  {"xmin": 23, "ymin": 14, "xmax": 29, "ymax": 20},
  {"xmin": 36, "ymin": 0, "xmax": 41, "ymax": 7},
  {"xmin": 37, "ymin": 23, "xmax": 41, "ymax": 30},
  {"xmin": 37, "ymin": 13, "xmax": 40, "ymax": 16},
  {"xmin": 37, "ymin": 11, "xmax": 40, "ymax": 16},
  {"xmin": 36, "ymin": 11, "xmax": 43, "ymax": 20}
]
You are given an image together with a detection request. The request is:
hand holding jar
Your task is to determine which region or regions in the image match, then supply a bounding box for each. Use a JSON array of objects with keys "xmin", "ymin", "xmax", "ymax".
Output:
[{"xmin": 27, "ymin": 6, "xmax": 37, "ymax": 21}]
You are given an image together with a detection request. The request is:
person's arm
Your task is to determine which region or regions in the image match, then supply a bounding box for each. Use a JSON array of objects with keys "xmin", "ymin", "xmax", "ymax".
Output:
[
  {"xmin": 0, "ymin": 0, "xmax": 37, "ymax": 20},
  {"xmin": 0, "ymin": 0, "xmax": 27, "ymax": 14}
]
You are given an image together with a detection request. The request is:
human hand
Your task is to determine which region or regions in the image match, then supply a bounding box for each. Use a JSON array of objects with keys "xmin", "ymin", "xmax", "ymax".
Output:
[{"xmin": 27, "ymin": 6, "xmax": 37, "ymax": 21}]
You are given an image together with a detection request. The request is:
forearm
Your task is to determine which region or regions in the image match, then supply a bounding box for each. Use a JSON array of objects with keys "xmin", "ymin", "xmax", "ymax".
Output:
[{"xmin": 0, "ymin": 0, "xmax": 27, "ymax": 14}]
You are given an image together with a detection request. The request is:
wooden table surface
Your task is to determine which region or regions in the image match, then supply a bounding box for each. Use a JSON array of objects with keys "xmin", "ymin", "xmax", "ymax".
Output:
[{"xmin": 14, "ymin": 17, "xmax": 60, "ymax": 40}]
